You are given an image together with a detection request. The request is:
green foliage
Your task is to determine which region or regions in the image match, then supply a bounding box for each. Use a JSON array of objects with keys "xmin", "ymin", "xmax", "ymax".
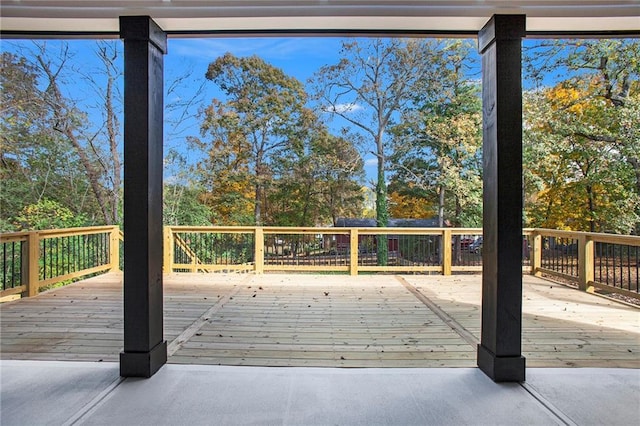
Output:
[
  {"xmin": 390, "ymin": 40, "xmax": 482, "ymax": 228},
  {"xmin": 197, "ymin": 52, "xmax": 364, "ymax": 226},
  {"xmin": 3, "ymin": 38, "xmax": 638, "ymax": 238},
  {"xmin": 268, "ymin": 128, "xmax": 364, "ymax": 226},
  {"xmin": 164, "ymin": 184, "xmax": 212, "ymax": 226},
  {"xmin": 13, "ymin": 199, "xmax": 87, "ymax": 230},
  {"xmin": 1, "ymin": 44, "xmax": 122, "ymax": 229},
  {"xmin": 1, "ymin": 51, "xmax": 101, "ymax": 229},
  {"xmin": 162, "ymin": 150, "xmax": 212, "ymax": 226},
  {"xmin": 523, "ymin": 39, "xmax": 640, "ymax": 234},
  {"xmin": 198, "ymin": 53, "xmax": 313, "ymax": 225},
  {"xmin": 313, "ymin": 38, "xmax": 450, "ymax": 263}
]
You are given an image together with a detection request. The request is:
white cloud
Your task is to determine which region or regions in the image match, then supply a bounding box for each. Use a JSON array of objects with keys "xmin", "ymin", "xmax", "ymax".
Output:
[
  {"xmin": 324, "ymin": 103, "xmax": 363, "ymax": 114},
  {"xmin": 364, "ymin": 157, "xmax": 378, "ymax": 167}
]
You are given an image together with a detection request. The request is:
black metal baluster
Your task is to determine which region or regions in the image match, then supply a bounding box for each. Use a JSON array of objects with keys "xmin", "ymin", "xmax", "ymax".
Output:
[
  {"xmin": 97, "ymin": 233, "xmax": 101, "ymax": 267},
  {"xmin": 560, "ymin": 240, "xmax": 569, "ymax": 275},
  {"xmin": 62, "ymin": 236, "xmax": 66, "ymax": 274},
  {"xmin": 2, "ymin": 242, "xmax": 7, "ymax": 290},
  {"xmin": 620, "ymin": 244, "xmax": 625, "ymax": 290},
  {"xmin": 55, "ymin": 237, "xmax": 59, "ymax": 278},
  {"xmin": 597, "ymin": 242, "xmax": 602, "ymax": 283},
  {"xmin": 612, "ymin": 243, "xmax": 617, "ymax": 288},
  {"xmin": 82, "ymin": 235, "xmax": 86, "ymax": 272},
  {"xmin": 47, "ymin": 238, "xmax": 52, "ymax": 280},
  {"xmin": 635, "ymin": 247, "xmax": 640, "ymax": 293},
  {"xmin": 10, "ymin": 242, "xmax": 15, "ymax": 289}
]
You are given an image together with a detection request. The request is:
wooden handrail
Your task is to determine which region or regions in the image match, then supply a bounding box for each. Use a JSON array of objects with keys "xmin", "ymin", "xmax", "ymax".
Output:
[
  {"xmin": 1, "ymin": 225, "xmax": 121, "ymax": 299},
  {"xmin": 3, "ymin": 225, "xmax": 638, "ymax": 300},
  {"xmin": 163, "ymin": 226, "xmax": 483, "ymax": 276},
  {"xmin": 534, "ymin": 228, "xmax": 640, "ymax": 246},
  {"xmin": 531, "ymin": 228, "xmax": 640, "ymax": 298}
]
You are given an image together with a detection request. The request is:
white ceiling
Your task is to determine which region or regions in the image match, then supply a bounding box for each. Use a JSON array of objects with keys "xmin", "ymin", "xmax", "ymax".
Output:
[{"xmin": 0, "ymin": 1, "xmax": 638, "ymax": 35}]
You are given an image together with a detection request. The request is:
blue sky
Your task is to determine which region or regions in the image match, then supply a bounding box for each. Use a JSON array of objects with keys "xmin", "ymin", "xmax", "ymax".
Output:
[
  {"xmin": 163, "ymin": 37, "xmax": 484, "ymax": 181},
  {"xmin": 168, "ymin": 37, "xmax": 346, "ymax": 81},
  {"xmin": 2, "ymin": 36, "xmax": 491, "ymax": 183},
  {"xmin": 164, "ymin": 37, "xmax": 360, "ymax": 171}
]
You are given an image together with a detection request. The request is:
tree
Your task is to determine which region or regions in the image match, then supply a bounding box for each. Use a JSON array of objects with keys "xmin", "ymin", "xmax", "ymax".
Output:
[
  {"xmin": 198, "ymin": 53, "xmax": 313, "ymax": 225},
  {"xmin": 163, "ymin": 150, "xmax": 212, "ymax": 226},
  {"xmin": 523, "ymin": 39, "xmax": 640, "ymax": 233},
  {"xmin": 0, "ymin": 42, "xmax": 125, "ymax": 227},
  {"xmin": 90, "ymin": 41, "xmax": 123, "ymax": 225},
  {"xmin": 312, "ymin": 38, "xmax": 445, "ymax": 264},
  {"xmin": 315, "ymin": 132, "xmax": 365, "ymax": 225},
  {"xmin": 390, "ymin": 40, "xmax": 482, "ymax": 229},
  {"xmin": 13, "ymin": 199, "xmax": 87, "ymax": 230},
  {"xmin": 32, "ymin": 41, "xmax": 123, "ymax": 225},
  {"xmin": 268, "ymin": 126, "xmax": 364, "ymax": 226},
  {"xmin": 2, "ymin": 40, "xmax": 208, "ymax": 230},
  {"xmin": 523, "ymin": 83, "xmax": 639, "ymax": 233},
  {"xmin": 387, "ymin": 185, "xmax": 436, "ymax": 219},
  {"xmin": 1, "ymin": 51, "xmax": 99, "ymax": 230}
]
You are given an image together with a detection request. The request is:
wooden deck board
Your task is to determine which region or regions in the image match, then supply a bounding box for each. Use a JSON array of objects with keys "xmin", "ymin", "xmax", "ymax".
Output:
[
  {"xmin": 166, "ymin": 273, "xmax": 476, "ymax": 367},
  {"xmin": 1, "ymin": 272, "xmax": 638, "ymax": 368},
  {"xmin": 402, "ymin": 274, "xmax": 640, "ymax": 368}
]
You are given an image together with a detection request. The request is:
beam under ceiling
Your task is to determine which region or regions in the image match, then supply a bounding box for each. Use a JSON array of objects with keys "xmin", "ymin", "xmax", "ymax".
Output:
[{"xmin": 0, "ymin": 1, "xmax": 638, "ymax": 36}]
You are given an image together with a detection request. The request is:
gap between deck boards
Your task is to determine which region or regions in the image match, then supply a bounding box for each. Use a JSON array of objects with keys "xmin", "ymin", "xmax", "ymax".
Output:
[
  {"xmin": 395, "ymin": 276, "xmax": 480, "ymax": 348},
  {"xmin": 166, "ymin": 276, "xmax": 251, "ymax": 356}
]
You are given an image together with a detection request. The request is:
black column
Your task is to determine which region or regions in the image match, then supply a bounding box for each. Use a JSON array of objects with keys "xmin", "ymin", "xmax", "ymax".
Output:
[
  {"xmin": 477, "ymin": 14, "xmax": 527, "ymax": 383},
  {"xmin": 119, "ymin": 16, "xmax": 167, "ymax": 378}
]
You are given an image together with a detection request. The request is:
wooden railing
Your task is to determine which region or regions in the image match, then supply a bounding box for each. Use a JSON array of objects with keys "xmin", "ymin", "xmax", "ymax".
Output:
[
  {"xmin": 0, "ymin": 226, "xmax": 121, "ymax": 299},
  {"xmin": 531, "ymin": 229, "xmax": 640, "ymax": 299},
  {"xmin": 2, "ymin": 225, "xmax": 638, "ymax": 300},
  {"xmin": 164, "ymin": 226, "xmax": 490, "ymax": 275}
]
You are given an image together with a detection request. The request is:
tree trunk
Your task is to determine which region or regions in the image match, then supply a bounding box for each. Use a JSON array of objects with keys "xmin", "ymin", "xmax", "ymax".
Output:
[
  {"xmin": 454, "ymin": 197, "xmax": 462, "ymax": 263},
  {"xmin": 104, "ymin": 60, "xmax": 121, "ymax": 225},
  {"xmin": 632, "ymin": 158, "xmax": 640, "ymax": 234},
  {"xmin": 254, "ymin": 183, "xmax": 262, "ymax": 226},
  {"xmin": 254, "ymin": 155, "xmax": 263, "ymax": 225},
  {"xmin": 37, "ymin": 48, "xmax": 114, "ymax": 225},
  {"xmin": 376, "ymin": 150, "xmax": 388, "ymax": 266},
  {"xmin": 374, "ymin": 124, "xmax": 389, "ymax": 264},
  {"xmin": 438, "ymin": 185, "xmax": 445, "ymax": 227},
  {"xmin": 586, "ymin": 184, "xmax": 596, "ymax": 232},
  {"xmin": 438, "ymin": 185, "xmax": 446, "ymax": 265}
]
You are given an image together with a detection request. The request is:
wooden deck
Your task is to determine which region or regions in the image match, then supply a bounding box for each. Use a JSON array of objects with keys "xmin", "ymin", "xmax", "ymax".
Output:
[{"xmin": 1, "ymin": 273, "xmax": 638, "ymax": 368}]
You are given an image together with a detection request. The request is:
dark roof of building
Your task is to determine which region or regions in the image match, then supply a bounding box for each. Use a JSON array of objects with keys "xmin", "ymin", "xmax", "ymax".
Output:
[{"xmin": 335, "ymin": 218, "xmax": 439, "ymax": 227}]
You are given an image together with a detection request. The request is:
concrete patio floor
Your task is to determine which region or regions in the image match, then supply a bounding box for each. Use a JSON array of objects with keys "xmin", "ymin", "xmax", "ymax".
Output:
[
  {"xmin": 1, "ymin": 361, "xmax": 639, "ymax": 425},
  {"xmin": 1, "ymin": 272, "xmax": 639, "ymax": 424}
]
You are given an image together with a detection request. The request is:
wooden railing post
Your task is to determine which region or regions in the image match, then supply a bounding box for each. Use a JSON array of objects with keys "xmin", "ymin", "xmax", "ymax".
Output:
[
  {"xmin": 578, "ymin": 234, "xmax": 595, "ymax": 292},
  {"xmin": 109, "ymin": 226, "xmax": 121, "ymax": 272},
  {"xmin": 532, "ymin": 231, "xmax": 542, "ymax": 276},
  {"xmin": 254, "ymin": 227, "xmax": 264, "ymax": 274},
  {"xmin": 24, "ymin": 231, "xmax": 40, "ymax": 297},
  {"xmin": 350, "ymin": 229, "xmax": 359, "ymax": 276},
  {"xmin": 442, "ymin": 229, "xmax": 452, "ymax": 276},
  {"xmin": 163, "ymin": 226, "xmax": 173, "ymax": 273}
]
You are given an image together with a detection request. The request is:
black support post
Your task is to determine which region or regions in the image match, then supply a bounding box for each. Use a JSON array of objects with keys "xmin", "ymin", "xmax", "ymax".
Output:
[
  {"xmin": 477, "ymin": 14, "xmax": 527, "ymax": 382},
  {"xmin": 119, "ymin": 16, "xmax": 167, "ymax": 378}
]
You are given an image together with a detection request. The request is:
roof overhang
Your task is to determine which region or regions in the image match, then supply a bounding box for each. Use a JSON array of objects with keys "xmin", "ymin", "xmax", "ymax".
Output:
[{"xmin": 1, "ymin": 1, "xmax": 638, "ymax": 37}]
